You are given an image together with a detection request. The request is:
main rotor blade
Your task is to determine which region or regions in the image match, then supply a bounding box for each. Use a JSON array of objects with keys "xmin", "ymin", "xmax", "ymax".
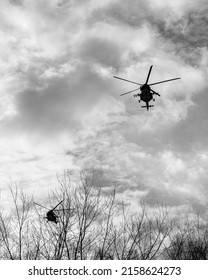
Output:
[
  {"xmin": 54, "ymin": 208, "xmax": 75, "ymax": 212},
  {"xmin": 34, "ymin": 202, "xmax": 50, "ymax": 211},
  {"xmin": 149, "ymin": 77, "xmax": 181, "ymax": 86},
  {"xmin": 145, "ymin": 65, "xmax": 153, "ymax": 84},
  {"xmin": 113, "ymin": 76, "xmax": 142, "ymax": 86},
  {"xmin": 120, "ymin": 87, "xmax": 140, "ymax": 96},
  {"xmin": 150, "ymin": 89, "xmax": 160, "ymax": 96},
  {"xmin": 52, "ymin": 200, "xmax": 64, "ymax": 210}
]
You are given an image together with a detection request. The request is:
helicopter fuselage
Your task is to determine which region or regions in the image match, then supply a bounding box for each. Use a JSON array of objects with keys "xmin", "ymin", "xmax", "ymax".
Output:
[
  {"xmin": 46, "ymin": 210, "xmax": 58, "ymax": 223},
  {"xmin": 133, "ymin": 84, "xmax": 154, "ymax": 110},
  {"xmin": 140, "ymin": 84, "xmax": 153, "ymax": 103}
]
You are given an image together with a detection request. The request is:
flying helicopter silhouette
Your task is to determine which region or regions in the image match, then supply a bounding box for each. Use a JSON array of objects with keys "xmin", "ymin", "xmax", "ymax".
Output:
[
  {"xmin": 34, "ymin": 200, "xmax": 74, "ymax": 224},
  {"xmin": 113, "ymin": 65, "xmax": 181, "ymax": 110}
]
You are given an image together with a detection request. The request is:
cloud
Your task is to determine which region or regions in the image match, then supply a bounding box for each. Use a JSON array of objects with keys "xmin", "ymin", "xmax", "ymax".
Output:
[
  {"xmin": 91, "ymin": 0, "xmax": 151, "ymax": 27},
  {"xmin": 2, "ymin": 0, "xmax": 206, "ymax": 136},
  {"xmin": 0, "ymin": 0, "xmax": 208, "ymax": 219},
  {"xmin": 70, "ymin": 105, "xmax": 208, "ymax": 214},
  {"xmin": 1, "ymin": 63, "xmax": 119, "ymax": 137},
  {"xmin": 78, "ymin": 37, "xmax": 123, "ymax": 69}
]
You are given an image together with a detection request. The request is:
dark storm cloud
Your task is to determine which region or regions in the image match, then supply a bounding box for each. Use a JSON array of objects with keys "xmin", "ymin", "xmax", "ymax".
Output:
[
  {"xmin": 91, "ymin": 0, "xmax": 208, "ymax": 67},
  {"xmin": 157, "ymin": 8, "xmax": 208, "ymax": 48},
  {"xmin": 0, "ymin": 0, "xmax": 129, "ymax": 136},
  {"xmin": 143, "ymin": 186, "xmax": 208, "ymax": 216},
  {"xmin": 78, "ymin": 37, "xmax": 123, "ymax": 70},
  {"xmin": 144, "ymin": 187, "xmax": 186, "ymax": 207},
  {"xmin": 153, "ymin": 8, "xmax": 208, "ymax": 66},
  {"xmin": 90, "ymin": 0, "xmax": 151, "ymax": 27},
  {"xmin": 9, "ymin": 0, "xmax": 23, "ymax": 6},
  {"xmin": 6, "ymin": 63, "xmax": 116, "ymax": 135}
]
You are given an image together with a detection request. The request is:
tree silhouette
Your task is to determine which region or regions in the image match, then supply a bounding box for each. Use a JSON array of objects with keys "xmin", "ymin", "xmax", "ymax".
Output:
[{"xmin": 3, "ymin": 170, "xmax": 205, "ymax": 260}]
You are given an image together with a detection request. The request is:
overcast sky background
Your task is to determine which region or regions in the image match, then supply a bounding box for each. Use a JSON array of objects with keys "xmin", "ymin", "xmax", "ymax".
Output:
[{"xmin": 0, "ymin": 0, "xmax": 208, "ymax": 219}]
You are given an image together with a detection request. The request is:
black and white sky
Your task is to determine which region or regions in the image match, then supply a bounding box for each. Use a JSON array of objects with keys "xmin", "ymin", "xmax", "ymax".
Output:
[{"xmin": 0, "ymin": 0, "xmax": 208, "ymax": 218}]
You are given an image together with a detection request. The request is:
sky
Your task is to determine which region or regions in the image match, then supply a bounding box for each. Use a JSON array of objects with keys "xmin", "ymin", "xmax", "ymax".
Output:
[{"xmin": 0, "ymin": 0, "xmax": 208, "ymax": 219}]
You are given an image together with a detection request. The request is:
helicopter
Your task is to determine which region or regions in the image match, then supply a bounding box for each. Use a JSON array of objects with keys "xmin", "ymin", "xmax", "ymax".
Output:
[
  {"xmin": 34, "ymin": 200, "xmax": 74, "ymax": 224},
  {"xmin": 113, "ymin": 65, "xmax": 181, "ymax": 110}
]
